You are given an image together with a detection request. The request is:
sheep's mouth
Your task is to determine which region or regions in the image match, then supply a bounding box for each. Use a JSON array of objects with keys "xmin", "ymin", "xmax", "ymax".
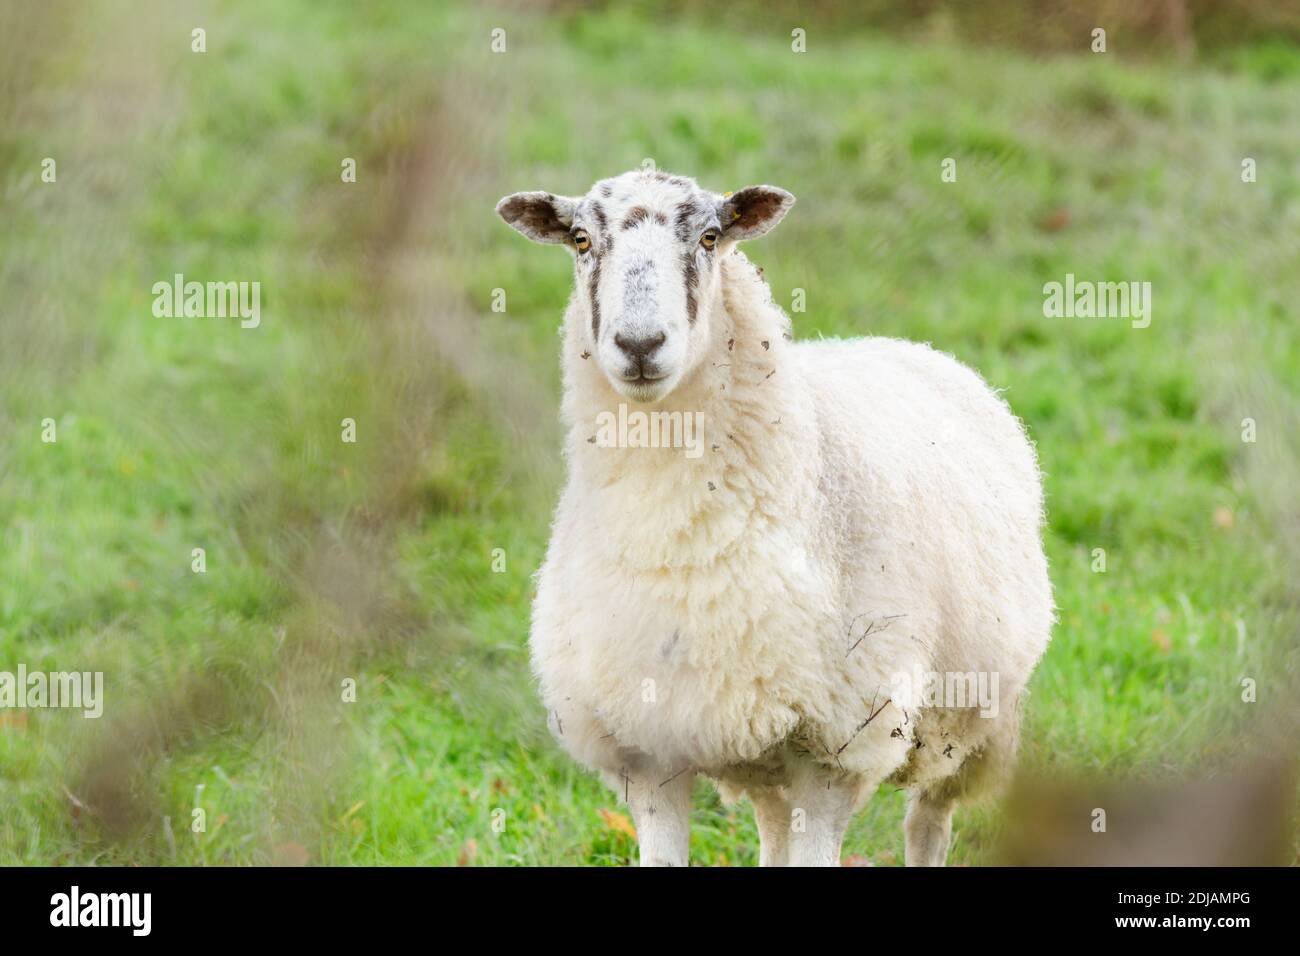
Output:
[
  {"xmin": 614, "ymin": 373, "xmax": 674, "ymax": 403},
  {"xmin": 615, "ymin": 364, "xmax": 669, "ymax": 386}
]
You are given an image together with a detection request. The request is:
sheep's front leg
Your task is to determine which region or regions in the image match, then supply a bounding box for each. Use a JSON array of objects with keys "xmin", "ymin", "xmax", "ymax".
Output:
[
  {"xmin": 786, "ymin": 765, "xmax": 863, "ymax": 867},
  {"xmin": 611, "ymin": 766, "xmax": 694, "ymax": 866},
  {"xmin": 751, "ymin": 788, "xmax": 792, "ymax": 866},
  {"xmin": 904, "ymin": 789, "xmax": 954, "ymax": 866}
]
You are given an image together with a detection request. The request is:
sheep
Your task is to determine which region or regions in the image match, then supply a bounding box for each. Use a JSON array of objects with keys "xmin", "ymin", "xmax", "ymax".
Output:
[{"xmin": 496, "ymin": 168, "xmax": 1054, "ymax": 866}]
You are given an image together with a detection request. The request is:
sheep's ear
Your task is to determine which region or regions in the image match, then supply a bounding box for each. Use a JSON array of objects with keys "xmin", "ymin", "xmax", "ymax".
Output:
[
  {"xmin": 496, "ymin": 191, "xmax": 578, "ymax": 244},
  {"xmin": 719, "ymin": 185, "xmax": 795, "ymax": 241}
]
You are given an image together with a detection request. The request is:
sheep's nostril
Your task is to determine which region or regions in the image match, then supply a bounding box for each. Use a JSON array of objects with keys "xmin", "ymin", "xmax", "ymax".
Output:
[{"xmin": 614, "ymin": 331, "xmax": 667, "ymax": 359}]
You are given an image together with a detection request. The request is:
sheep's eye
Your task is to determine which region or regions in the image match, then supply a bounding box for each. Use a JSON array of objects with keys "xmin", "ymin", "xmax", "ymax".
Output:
[
  {"xmin": 700, "ymin": 230, "xmax": 719, "ymax": 250},
  {"xmin": 572, "ymin": 229, "xmax": 591, "ymax": 253}
]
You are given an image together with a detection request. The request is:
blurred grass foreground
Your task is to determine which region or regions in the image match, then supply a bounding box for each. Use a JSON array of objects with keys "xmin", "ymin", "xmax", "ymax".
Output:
[{"xmin": 0, "ymin": 0, "xmax": 1298, "ymax": 865}]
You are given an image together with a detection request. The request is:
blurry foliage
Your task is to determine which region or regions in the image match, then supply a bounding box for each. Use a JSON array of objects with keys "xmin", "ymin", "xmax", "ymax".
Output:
[{"xmin": 554, "ymin": 0, "xmax": 1300, "ymax": 63}]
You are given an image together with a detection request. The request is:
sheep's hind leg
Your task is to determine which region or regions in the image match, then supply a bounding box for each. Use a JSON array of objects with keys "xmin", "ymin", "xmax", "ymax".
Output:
[
  {"xmin": 610, "ymin": 765, "xmax": 694, "ymax": 867},
  {"xmin": 786, "ymin": 764, "xmax": 865, "ymax": 867},
  {"xmin": 750, "ymin": 788, "xmax": 792, "ymax": 866},
  {"xmin": 904, "ymin": 789, "xmax": 954, "ymax": 867}
]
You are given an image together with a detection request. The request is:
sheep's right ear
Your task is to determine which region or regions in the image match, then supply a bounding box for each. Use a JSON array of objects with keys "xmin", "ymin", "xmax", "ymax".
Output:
[{"xmin": 496, "ymin": 191, "xmax": 578, "ymax": 244}]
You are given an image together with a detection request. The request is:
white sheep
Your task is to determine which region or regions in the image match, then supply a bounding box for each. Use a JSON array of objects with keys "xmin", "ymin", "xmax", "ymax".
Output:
[{"xmin": 496, "ymin": 169, "xmax": 1054, "ymax": 866}]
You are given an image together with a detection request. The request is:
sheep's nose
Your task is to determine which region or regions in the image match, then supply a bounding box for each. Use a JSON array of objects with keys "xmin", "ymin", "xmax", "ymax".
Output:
[{"xmin": 614, "ymin": 331, "xmax": 666, "ymax": 360}]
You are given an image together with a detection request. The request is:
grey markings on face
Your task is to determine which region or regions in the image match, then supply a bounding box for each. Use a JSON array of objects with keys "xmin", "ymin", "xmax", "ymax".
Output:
[
  {"xmin": 623, "ymin": 259, "xmax": 657, "ymax": 320},
  {"xmin": 621, "ymin": 206, "xmax": 649, "ymax": 230},
  {"xmin": 576, "ymin": 198, "xmax": 610, "ymax": 338},
  {"xmin": 682, "ymin": 251, "xmax": 699, "ymax": 324},
  {"xmin": 590, "ymin": 200, "xmax": 608, "ymax": 242},
  {"xmin": 672, "ymin": 197, "xmax": 718, "ymax": 324},
  {"xmin": 574, "ymin": 173, "xmax": 723, "ymax": 342},
  {"xmin": 589, "ymin": 255, "xmax": 601, "ymax": 339}
]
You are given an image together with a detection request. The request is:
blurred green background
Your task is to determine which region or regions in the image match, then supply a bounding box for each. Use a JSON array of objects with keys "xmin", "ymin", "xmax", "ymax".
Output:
[{"xmin": 1, "ymin": 0, "xmax": 1297, "ymax": 865}]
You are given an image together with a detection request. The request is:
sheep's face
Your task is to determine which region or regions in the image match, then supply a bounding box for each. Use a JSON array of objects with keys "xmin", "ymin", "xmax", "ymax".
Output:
[{"xmin": 497, "ymin": 170, "xmax": 794, "ymax": 404}]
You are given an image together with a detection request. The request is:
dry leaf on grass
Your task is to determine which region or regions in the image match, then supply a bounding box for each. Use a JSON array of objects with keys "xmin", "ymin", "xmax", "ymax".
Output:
[
  {"xmin": 1038, "ymin": 207, "xmax": 1071, "ymax": 233},
  {"xmin": 598, "ymin": 808, "xmax": 637, "ymax": 839},
  {"xmin": 457, "ymin": 838, "xmax": 478, "ymax": 866}
]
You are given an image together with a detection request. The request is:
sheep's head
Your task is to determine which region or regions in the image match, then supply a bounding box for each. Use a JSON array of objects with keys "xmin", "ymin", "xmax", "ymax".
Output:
[{"xmin": 496, "ymin": 169, "xmax": 794, "ymax": 404}]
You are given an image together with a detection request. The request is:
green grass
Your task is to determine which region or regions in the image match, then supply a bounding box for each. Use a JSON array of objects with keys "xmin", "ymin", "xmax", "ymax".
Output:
[{"xmin": 0, "ymin": 1, "xmax": 1296, "ymax": 865}]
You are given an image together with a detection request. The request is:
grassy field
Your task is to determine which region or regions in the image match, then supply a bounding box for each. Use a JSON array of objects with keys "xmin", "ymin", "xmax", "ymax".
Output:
[{"xmin": 1, "ymin": 1, "xmax": 1297, "ymax": 865}]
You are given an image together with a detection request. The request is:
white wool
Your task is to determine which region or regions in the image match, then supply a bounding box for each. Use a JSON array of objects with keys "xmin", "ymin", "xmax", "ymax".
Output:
[{"xmin": 516, "ymin": 171, "xmax": 1054, "ymax": 864}]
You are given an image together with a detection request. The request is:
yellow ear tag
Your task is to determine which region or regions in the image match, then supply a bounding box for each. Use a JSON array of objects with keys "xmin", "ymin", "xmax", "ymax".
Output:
[{"xmin": 723, "ymin": 191, "xmax": 734, "ymax": 198}]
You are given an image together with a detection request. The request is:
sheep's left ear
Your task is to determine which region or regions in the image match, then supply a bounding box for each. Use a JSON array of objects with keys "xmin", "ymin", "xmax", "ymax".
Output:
[
  {"xmin": 719, "ymin": 185, "xmax": 795, "ymax": 241},
  {"xmin": 496, "ymin": 191, "xmax": 578, "ymax": 244}
]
